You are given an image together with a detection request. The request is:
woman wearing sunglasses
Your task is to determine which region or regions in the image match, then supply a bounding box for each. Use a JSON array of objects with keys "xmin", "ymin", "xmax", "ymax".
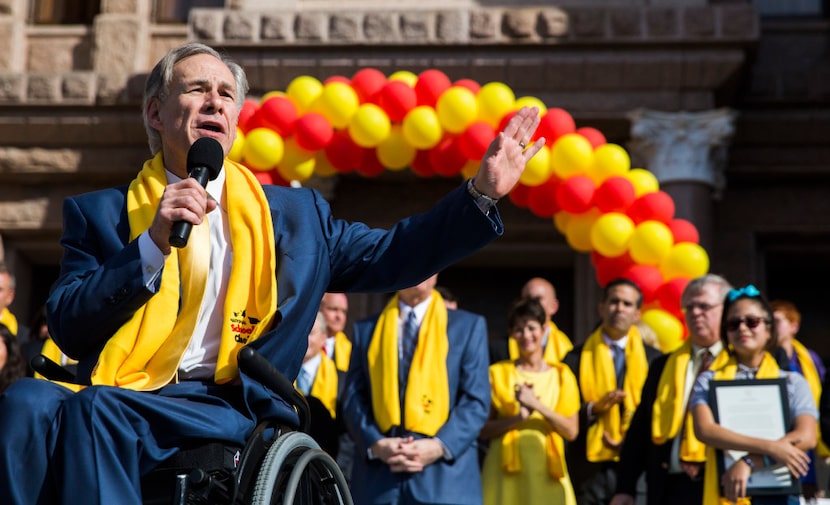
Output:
[{"xmin": 689, "ymin": 285, "xmax": 817, "ymax": 505}]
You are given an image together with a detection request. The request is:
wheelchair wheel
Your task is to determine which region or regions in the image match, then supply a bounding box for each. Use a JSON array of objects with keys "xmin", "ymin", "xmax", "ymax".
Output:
[{"xmin": 250, "ymin": 431, "xmax": 352, "ymax": 505}]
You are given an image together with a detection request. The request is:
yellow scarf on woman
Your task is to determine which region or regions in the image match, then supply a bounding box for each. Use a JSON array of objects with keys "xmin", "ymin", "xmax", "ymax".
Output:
[
  {"xmin": 490, "ymin": 361, "xmax": 578, "ymax": 479},
  {"xmin": 367, "ymin": 291, "xmax": 449, "ymax": 436},
  {"xmin": 309, "ymin": 354, "xmax": 338, "ymax": 418},
  {"xmin": 0, "ymin": 308, "xmax": 17, "ymax": 335},
  {"xmin": 91, "ymin": 154, "xmax": 277, "ymax": 390},
  {"xmin": 652, "ymin": 341, "xmax": 729, "ymax": 461},
  {"xmin": 333, "ymin": 331, "xmax": 352, "ymax": 372},
  {"xmin": 579, "ymin": 326, "xmax": 648, "ymax": 462},
  {"xmin": 791, "ymin": 340, "xmax": 830, "ymax": 457},
  {"xmin": 509, "ymin": 321, "xmax": 573, "ymax": 365},
  {"xmin": 702, "ymin": 352, "xmax": 779, "ymax": 505}
]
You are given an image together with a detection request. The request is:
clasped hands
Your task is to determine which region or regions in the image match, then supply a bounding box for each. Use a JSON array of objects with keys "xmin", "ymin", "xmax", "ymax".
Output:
[
  {"xmin": 721, "ymin": 437, "xmax": 810, "ymax": 503},
  {"xmin": 591, "ymin": 390, "xmax": 627, "ymax": 450},
  {"xmin": 370, "ymin": 436, "xmax": 445, "ymax": 473}
]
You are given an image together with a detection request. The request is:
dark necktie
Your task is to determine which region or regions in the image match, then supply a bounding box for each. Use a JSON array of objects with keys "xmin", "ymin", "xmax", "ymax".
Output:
[
  {"xmin": 399, "ymin": 310, "xmax": 419, "ymax": 402},
  {"xmin": 698, "ymin": 349, "xmax": 714, "ymax": 377},
  {"xmin": 612, "ymin": 344, "xmax": 626, "ymax": 389}
]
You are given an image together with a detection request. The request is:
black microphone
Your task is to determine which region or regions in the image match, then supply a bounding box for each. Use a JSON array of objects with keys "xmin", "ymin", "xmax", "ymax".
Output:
[{"xmin": 169, "ymin": 137, "xmax": 225, "ymax": 248}]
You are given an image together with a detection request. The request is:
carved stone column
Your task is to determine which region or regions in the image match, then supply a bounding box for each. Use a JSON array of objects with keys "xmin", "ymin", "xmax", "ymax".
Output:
[{"xmin": 627, "ymin": 108, "xmax": 737, "ymax": 253}]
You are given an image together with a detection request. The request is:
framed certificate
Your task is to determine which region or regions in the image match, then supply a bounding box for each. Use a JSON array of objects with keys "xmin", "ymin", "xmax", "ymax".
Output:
[{"xmin": 709, "ymin": 378, "xmax": 800, "ymax": 496}]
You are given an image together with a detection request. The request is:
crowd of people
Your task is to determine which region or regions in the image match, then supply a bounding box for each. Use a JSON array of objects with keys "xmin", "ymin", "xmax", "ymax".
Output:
[{"xmin": 0, "ymin": 41, "xmax": 827, "ymax": 505}]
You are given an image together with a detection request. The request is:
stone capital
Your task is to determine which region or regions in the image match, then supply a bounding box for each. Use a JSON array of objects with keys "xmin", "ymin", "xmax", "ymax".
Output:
[{"xmin": 627, "ymin": 108, "xmax": 737, "ymax": 198}]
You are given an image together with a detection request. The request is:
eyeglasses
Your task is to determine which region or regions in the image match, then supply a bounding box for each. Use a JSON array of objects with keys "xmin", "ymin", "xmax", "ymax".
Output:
[
  {"xmin": 725, "ymin": 315, "xmax": 770, "ymax": 332},
  {"xmin": 683, "ymin": 302, "xmax": 722, "ymax": 313}
]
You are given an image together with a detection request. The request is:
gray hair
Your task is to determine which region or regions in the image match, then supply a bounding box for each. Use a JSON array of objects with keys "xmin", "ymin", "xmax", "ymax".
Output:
[
  {"xmin": 0, "ymin": 262, "xmax": 14, "ymax": 290},
  {"xmin": 680, "ymin": 273, "xmax": 733, "ymax": 307},
  {"xmin": 142, "ymin": 42, "xmax": 249, "ymax": 155}
]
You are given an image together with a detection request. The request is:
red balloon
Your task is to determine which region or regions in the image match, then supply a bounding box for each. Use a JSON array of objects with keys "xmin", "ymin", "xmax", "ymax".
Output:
[
  {"xmin": 351, "ymin": 68, "xmax": 387, "ymax": 103},
  {"xmin": 410, "ymin": 149, "xmax": 436, "ymax": 177},
  {"xmin": 576, "ymin": 126, "xmax": 607, "ymax": 148},
  {"xmin": 594, "ymin": 176, "xmax": 636, "ymax": 213},
  {"xmin": 251, "ymin": 167, "xmax": 289, "ymax": 187},
  {"xmin": 259, "ymin": 95, "xmax": 298, "ymax": 137},
  {"xmin": 667, "ymin": 218, "xmax": 700, "ymax": 244},
  {"xmin": 555, "ymin": 175, "xmax": 596, "ymax": 214},
  {"xmin": 356, "ymin": 149, "xmax": 386, "ymax": 177},
  {"xmin": 656, "ymin": 277, "xmax": 690, "ymax": 314},
  {"xmin": 592, "ymin": 251, "xmax": 636, "ymax": 287},
  {"xmin": 527, "ymin": 176, "xmax": 562, "ymax": 218},
  {"xmin": 621, "ymin": 264, "xmax": 663, "ymax": 303},
  {"xmin": 324, "ymin": 130, "xmax": 364, "ymax": 173},
  {"xmin": 414, "ymin": 69, "xmax": 452, "ymax": 108},
  {"xmin": 324, "ymin": 75, "xmax": 351, "ymax": 85},
  {"xmin": 509, "ymin": 183, "xmax": 531, "ymax": 208},
  {"xmin": 453, "ymin": 78, "xmax": 481, "ymax": 94},
  {"xmin": 628, "ymin": 191, "xmax": 676, "ymax": 224},
  {"xmin": 429, "ymin": 137, "xmax": 467, "ymax": 177},
  {"xmin": 293, "ymin": 112, "xmax": 333, "ymax": 151},
  {"xmin": 238, "ymin": 99, "xmax": 260, "ymax": 133},
  {"xmin": 457, "ymin": 121, "xmax": 496, "ymax": 161},
  {"xmin": 534, "ymin": 108, "xmax": 575, "ymax": 143},
  {"xmin": 377, "ymin": 81, "xmax": 417, "ymax": 123}
]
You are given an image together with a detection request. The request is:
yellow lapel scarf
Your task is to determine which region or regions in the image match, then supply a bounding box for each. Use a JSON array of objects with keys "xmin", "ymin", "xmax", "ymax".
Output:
[
  {"xmin": 367, "ymin": 291, "xmax": 449, "ymax": 436},
  {"xmin": 333, "ymin": 331, "xmax": 352, "ymax": 373},
  {"xmin": 509, "ymin": 321, "xmax": 573, "ymax": 365},
  {"xmin": 580, "ymin": 326, "xmax": 648, "ymax": 462},
  {"xmin": 702, "ymin": 353, "xmax": 780, "ymax": 505},
  {"xmin": 309, "ymin": 354, "xmax": 339, "ymax": 418},
  {"xmin": 490, "ymin": 361, "xmax": 579, "ymax": 479},
  {"xmin": 91, "ymin": 154, "xmax": 277, "ymax": 390},
  {"xmin": 652, "ymin": 341, "xmax": 729, "ymax": 462},
  {"xmin": 791, "ymin": 340, "xmax": 830, "ymax": 457},
  {"xmin": 0, "ymin": 308, "xmax": 17, "ymax": 336}
]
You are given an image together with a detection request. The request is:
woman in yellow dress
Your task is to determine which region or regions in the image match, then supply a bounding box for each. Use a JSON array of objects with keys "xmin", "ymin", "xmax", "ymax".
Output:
[{"xmin": 480, "ymin": 298, "xmax": 580, "ymax": 505}]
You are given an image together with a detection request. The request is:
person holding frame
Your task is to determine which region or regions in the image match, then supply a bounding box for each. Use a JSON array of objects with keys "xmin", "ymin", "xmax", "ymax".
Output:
[{"xmin": 689, "ymin": 284, "xmax": 817, "ymax": 505}]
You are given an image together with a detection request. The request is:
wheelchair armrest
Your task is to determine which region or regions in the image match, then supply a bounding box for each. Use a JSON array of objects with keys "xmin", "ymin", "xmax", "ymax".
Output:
[
  {"xmin": 30, "ymin": 354, "xmax": 78, "ymax": 384},
  {"xmin": 237, "ymin": 347, "xmax": 310, "ymax": 433}
]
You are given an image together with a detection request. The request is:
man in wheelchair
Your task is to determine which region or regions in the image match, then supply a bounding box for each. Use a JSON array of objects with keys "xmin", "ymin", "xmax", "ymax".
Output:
[{"xmin": 0, "ymin": 42, "xmax": 544, "ymax": 504}]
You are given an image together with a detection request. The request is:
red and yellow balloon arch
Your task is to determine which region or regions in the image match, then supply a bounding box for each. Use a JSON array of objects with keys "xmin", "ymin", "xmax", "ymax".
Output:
[{"xmin": 230, "ymin": 68, "xmax": 710, "ymax": 352}]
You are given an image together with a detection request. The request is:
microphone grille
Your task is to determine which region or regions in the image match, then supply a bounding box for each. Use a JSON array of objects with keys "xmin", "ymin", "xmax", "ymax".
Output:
[{"xmin": 187, "ymin": 137, "xmax": 225, "ymax": 180}]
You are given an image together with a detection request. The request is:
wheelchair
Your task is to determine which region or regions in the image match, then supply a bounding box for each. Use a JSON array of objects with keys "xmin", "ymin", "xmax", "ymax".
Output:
[{"xmin": 32, "ymin": 347, "xmax": 353, "ymax": 505}]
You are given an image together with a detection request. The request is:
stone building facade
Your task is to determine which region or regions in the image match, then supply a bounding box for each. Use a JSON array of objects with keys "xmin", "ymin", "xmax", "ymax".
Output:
[{"xmin": 1, "ymin": 0, "xmax": 828, "ymax": 355}]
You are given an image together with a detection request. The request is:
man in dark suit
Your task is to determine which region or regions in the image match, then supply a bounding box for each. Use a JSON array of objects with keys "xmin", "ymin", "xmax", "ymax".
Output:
[
  {"xmin": 609, "ymin": 274, "xmax": 732, "ymax": 505},
  {"xmin": 563, "ymin": 278, "xmax": 663, "ymax": 505},
  {"xmin": 343, "ymin": 274, "xmax": 490, "ymax": 505},
  {"xmin": 0, "ymin": 42, "xmax": 545, "ymax": 504}
]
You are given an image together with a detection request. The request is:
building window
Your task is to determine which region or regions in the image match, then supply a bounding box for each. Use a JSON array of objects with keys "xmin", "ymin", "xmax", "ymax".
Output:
[
  {"xmin": 753, "ymin": 0, "xmax": 826, "ymax": 17},
  {"xmin": 154, "ymin": 0, "xmax": 225, "ymax": 24},
  {"xmin": 30, "ymin": 0, "xmax": 100, "ymax": 25}
]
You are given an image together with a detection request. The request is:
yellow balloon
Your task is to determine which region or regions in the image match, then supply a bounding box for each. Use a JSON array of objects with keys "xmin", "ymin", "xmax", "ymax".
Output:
[
  {"xmin": 312, "ymin": 81, "xmax": 359, "ymax": 129},
  {"xmin": 276, "ymin": 137, "xmax": 315, "ymax": 182},
  {"xmin": 629, "ymin": 220, "xmax": 674, "ymax": 266},
  {"xmin": 436, "ymin": 86, "xmax": 478, "ymax": 134},
  {"xmin": 228, "ymin": 127, "xmax": 245, "ymax": 162},
  {"xmin": 550, "ymin": 133, "xmax": 594, "ymax": 179},
  {"xmin": 389, "ymin": 70, "xmax": 418, "ymax": 87},
  {"xmin": 348, "ymin": 103, "xmax": 391, "ymax": 148},
  {"xmin": 376, "ymin": 125, "xmax": 416, "ymax": 171},
  {"xmin": 515, "ymin": 96, "xmax": 547, "ymax": 115},
  {"xmin": 286, "ymin": 76, "xmax": 323, "ymax": 113},
  {"xmin": 461, "ymin": 160, "xmax": 479, "ymax": 179},
  {"xmin": 660, "ymin": 242, "xmax": 710, "ymax": 280},
  {"xmin": 641, "ymin": 309, "xmax": 684, "ymax": 353},
  {"xmin": 553, "ymin": 211, "xmax": 572, "ymax": 235},
  {"xmin": 565, "ymin": 209, "xmax": 601, "ymax": 253},
  {"xmin": 402, "ymin": 106, "xmax": 443, "ymax": 150},
  {"xmin": 476, "ymin": 82, "xmax": 515, "ymax": 128},
  {"xmin": 518, "ymin": 144, "xmax": 552, "ymax": 187},
  {"xmin": 590, "ymin": 212, "xmax": 635, "ymax": 258},
  {"xmin": 242, "ymin": 128, "xmax": 284, "ymax": 171},
  {"xmin": 587, "ymin": 143, "xmax": 630, "ymax": 184},
  {"xmin": 314, "ymin": 150, "xmax": 338, "ymax": 177},
  {"xmin": 624, "ymin": 168, "xmax": 660, "ymax": 197}
]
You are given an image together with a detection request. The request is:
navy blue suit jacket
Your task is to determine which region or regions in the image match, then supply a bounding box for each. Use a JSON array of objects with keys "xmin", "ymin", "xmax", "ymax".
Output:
[
  {"xmin": 46, "ymin": 180, "xmax": 501, "ymax": 426},
  {"xmin": 343, "ymin": 308, "xmax": 490, "ymax": 505}
]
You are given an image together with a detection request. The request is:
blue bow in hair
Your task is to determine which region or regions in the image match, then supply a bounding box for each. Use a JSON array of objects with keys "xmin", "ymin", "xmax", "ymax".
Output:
[{"xmin": 726, "ymin": 284, "xmax": 761, "ymax": 302}]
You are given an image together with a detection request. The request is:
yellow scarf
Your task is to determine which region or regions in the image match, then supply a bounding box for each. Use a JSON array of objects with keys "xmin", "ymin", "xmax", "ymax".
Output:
[
  {"xmin": 652, "ymin": 341, "xmax": 729, "ymax": 462},
  {"xmin": 367, "ymin": 291, "xmax": 449, "ymax": 436},
  {"xmin": 35, "ymin": 337, "xmax": 82, "ymax": 392},
  {"xmin": 509, "ymin": 320, "xmax": 573, "ymax": 365},
  {"xmin": 333, "ymin": 331, "xmax": 352, "ymax": 373},
  {"xmin": 579, "ymin": 326, "xmax": 648, "ymax": 462},
  {"xmin": 0, "ymin": 308, "xmax": 17, "ymax": 335},
  {"xmin": 307, "ymin": 354, "xmax": 338, "ymax": 419},
  {"xmin": 91, "ymin": 154, "xmax": 277, "ymax": 390},
  {"xmin": 702, "ymin": 353, "xmax": 779, "ymax": 505},
  {"xmin": 791, "ymin": 340, "xmax": 830, "ymax": 457},
  {"xmin": 490, "ymin": 361, "xmax": 579, "ymax": 479}
]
